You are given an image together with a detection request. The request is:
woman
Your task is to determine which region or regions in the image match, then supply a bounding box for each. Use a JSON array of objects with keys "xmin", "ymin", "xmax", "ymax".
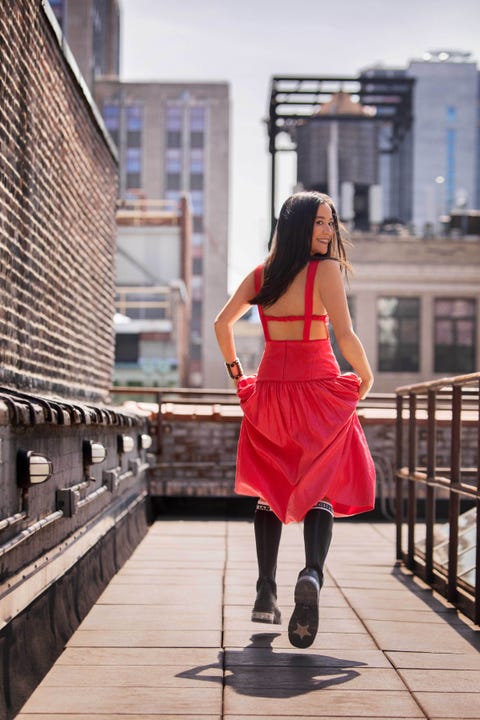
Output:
[{"xmin": 214, "ymin": 191, "xmax": 375, "ymax": 648}]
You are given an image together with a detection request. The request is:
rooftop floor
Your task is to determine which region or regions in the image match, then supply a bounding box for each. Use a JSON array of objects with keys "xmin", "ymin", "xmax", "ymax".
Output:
[{"xmin": 17, "ymin": 518, "xmax": 480, "ymax": 719}]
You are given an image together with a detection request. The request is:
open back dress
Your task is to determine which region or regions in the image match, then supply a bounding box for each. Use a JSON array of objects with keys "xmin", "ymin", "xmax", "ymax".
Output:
[{"xmin": 235, "ymin": 258, "xmax": 376, "ymax": 524}]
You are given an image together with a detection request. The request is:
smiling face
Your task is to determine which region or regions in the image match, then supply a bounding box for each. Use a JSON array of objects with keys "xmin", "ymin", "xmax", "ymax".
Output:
[{"xmin": 311, "ymin": 202, "xmax": 334, "ymax": 255}]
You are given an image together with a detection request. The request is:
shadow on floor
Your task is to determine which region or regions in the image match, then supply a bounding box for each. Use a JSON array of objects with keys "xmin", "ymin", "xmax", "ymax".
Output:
[
  {"xmin": 391, "ymin": 564, "xmax": 480, "ymax": 650},
  {"xmin": 176, "ymin": 632, "xmax": 367, "ymax": 698}
]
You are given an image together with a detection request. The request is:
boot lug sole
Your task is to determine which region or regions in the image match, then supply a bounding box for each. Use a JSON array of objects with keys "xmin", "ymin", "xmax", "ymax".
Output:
[{"xmin": 288, "ymin": 576, "xmax": 320, "ymax": 649}]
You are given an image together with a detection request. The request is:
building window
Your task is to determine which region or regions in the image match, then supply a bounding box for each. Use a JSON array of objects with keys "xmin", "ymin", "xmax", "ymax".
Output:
[
  {"xmin": 434, "ymin": 298, "xmax": 476, "ymax": 373},
  {"xmin": 190, "ymin": 106, "xmax": 205, "ymax": 148},
  {"xmin": 126, "ymin": 147, "xmax": 141, "ymax": 189},
  {"xmin": 166, "ymin": 106, "xmax": 182, "ymax": 148},
  {"xmin": 193, "ymin": 257, "xmax": 203, "ymax": 275},
  {"xmin": 165, "ymin": 190, "xmax": 180, "ymax": 204},
  {"xmin": 378, "ymin": 297, "xmax": 420, "ymax": 372},
  {"xmin": 103, "ymin": 102, "xmax": 120, "ymax": 147},
  {"xmin": 190, "ymin": 190, "xmax": 204, "ymax": 216},
  {"xmin": 191, "ymin": 300, "xmax": 202, "ymax": 336},
  {"xmin": 115, "ymin": 334, "xmax": 139, "ymax": 363},
  {"xmin": 446, "ymin": 128, "xmax": 456, "ymax": 212},
  {"xmin": 49, "ymin": 0, "xmax": 64, "ymax": 29},
  {"xmin": 126, "ymin": 104, "xmax": 142, "ymax": 147},
  {"xmin": 166, "ymin": 148, "xmax": 181, "ymax": 191},
  {"xmin": 190, "ymin": 148, "xmax": 204, "ymax": 190}
]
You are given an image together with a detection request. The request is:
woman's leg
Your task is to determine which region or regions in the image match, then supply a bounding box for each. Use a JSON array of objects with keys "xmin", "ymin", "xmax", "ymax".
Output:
[
  {"xmin": 288, "ymin": 500, "xmax": 334, "ymax": 648},
  {"xmin": 251, "ymin": 500, "xmax": 282, "ymax": 624}
]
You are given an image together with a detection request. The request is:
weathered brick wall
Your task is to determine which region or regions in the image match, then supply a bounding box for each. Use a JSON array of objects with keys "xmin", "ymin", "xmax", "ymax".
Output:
[{"xmin": 0, "ymin": 0, "xmax": 117, "ymax": 401}]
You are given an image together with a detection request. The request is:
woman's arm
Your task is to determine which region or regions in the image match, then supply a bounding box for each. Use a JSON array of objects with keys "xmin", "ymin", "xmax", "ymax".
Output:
[
  {"xmin": 317, "ymin": 261, "xmax": 374, "ymax": 399},
  {"xmin": 214, "ymin": 269, "xmax": 257, "ymax": 381}
]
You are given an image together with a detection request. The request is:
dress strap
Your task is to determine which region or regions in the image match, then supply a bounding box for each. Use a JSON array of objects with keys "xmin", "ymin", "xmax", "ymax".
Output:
[
  {"xmin": 303, "ymin": 260, "xmax": 319, "ymax": 341},
  {"xmin": 254, "ymin": 264, "xmax": 271, "ymax": 342}
]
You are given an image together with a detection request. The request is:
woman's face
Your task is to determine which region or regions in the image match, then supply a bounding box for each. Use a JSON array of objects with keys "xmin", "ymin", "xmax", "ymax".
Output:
[{"xmin": 311, "ymin": 203, "xmax": 334, "ymax": 255}]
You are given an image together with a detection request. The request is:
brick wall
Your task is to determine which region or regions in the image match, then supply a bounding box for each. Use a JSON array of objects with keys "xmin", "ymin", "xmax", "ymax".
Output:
[{"xmin": 0, "ymin": 0, "xmax": 118, "ymax": 401}]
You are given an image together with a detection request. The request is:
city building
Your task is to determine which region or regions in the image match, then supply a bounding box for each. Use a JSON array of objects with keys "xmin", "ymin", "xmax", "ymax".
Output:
[
  {"xmin": 48, "ymin": 0, "xmax": 120, "ymax": 91},
  {"xmin": 114, "ymin": 197, "xmax": 192, "ymax": 387},
  {"xmin": 407, "ymin": 50, "xmax": 479, "ymax": 235},
  {"xmin": 48, "ymin": 0, "xmax": 230, "ymax": 388}
]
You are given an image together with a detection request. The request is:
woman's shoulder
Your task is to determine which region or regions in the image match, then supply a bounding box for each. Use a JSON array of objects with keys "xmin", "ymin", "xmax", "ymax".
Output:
[{"xmin": 313, "ymin": 257, "xmax": 341, "ymax": 272}]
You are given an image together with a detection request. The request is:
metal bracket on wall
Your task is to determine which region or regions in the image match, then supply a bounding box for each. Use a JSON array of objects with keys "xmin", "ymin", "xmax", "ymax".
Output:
[{"xmin": 56, "ymin": 487, "xmax": 80, "ymax": 517}]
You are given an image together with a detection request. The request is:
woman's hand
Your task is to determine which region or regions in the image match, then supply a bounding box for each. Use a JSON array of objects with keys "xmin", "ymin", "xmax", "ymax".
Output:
[{"xmin": 358, "ymin": 376, "xmax": 373, "ymax": 400}]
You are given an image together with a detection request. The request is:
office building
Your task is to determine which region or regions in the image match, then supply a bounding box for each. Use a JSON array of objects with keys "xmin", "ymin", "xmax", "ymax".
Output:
[{"xmin": 95, "ymin": 79, "xmax": 230, "ymax": 387}]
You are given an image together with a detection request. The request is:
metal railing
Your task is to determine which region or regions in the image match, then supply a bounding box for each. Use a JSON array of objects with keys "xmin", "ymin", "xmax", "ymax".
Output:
[{"xmin": 395, "ymin": 372, "xmax": 480, "ymax": 624}]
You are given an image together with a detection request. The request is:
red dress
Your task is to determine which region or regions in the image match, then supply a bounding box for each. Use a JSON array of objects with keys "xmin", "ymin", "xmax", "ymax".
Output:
[{"xmin": 235, "ymin": 260, "xmax": 376, "ymax": 524}]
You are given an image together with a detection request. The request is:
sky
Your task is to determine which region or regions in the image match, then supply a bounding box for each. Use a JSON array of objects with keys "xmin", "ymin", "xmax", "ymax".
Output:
[{"xmin": 119, "ymin": 0, "xmax": 480, "ymax": 291}]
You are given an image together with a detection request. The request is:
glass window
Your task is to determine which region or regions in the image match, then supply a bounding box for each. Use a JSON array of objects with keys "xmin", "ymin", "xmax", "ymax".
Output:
[
  {"xmin": 166, "ymin": 148, "xmax": 182, "ymax": 172},
  {"xmin": 190, "ymin": 107, "xmax": 205, "ymax": 131},
  {"xmin": 126, "ymin": 147, "xmax": 141, "ymax": 173},
  {"xmin": 434, "ymin": 298, "xmax": 476, "ymax": 373},
  {"xmin": 167, "ymin": 106, "xmax": 182, "ymax": 130},
  {"xmin": 103, "ymin": 102, "xmax": 120, "ymax": 146},
  {"xmin": 190, "ymin": 107, "xmax": 205, "ymax": 148},
  {"xmin": 191, "ymin": 300, "xmax": 202, "ymax": 335},
  {"xmin": 49, "ymin": 0, "xmax": 64, "ymax": 29},
  {"xmin": 166, "ymin": 106, "xmax": 182, "ymax": 148},
  {"xmin": 127, "ymin": 104, "xmax": 142, "ymax": 131},
  {"xmin": 446, "ymin": 105, "xmax": 457, "ymax": 123},
  {"xmin": 190, "ymin": 191, "xmax": 204, "ymax": 216},
  {"xmin": 378, "ymin": 297, "xmax": 420, "ymax": 372},
  {"xmin": 193, "ymin": 216, "xmax": 203, "ymax": 233},
  {"xmin": 190, "ymin": 173, "xmax": 204, "ymax": 190},
  {"xmin": 190, "ymin": 149, "xmax": 204, "ymax": 173},
  {"xmin": 192, "ymin": 257, "xmax": 203, "ymax": 275},
  {"xmin": 115, "ymin": 334, "xmax": 139, "ymax": 364},
  {"xmin": 165, "ymin": 190, "xmax": 180, "ymax": 204},
  {"xmin": 166, "ymin": 173, "xmax": 181, "ymax": 191}
]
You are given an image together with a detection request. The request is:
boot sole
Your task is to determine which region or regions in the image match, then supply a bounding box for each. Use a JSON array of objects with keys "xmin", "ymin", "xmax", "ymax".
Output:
[
  {"xmin": 288, "ymin": 575, "xmax": 320, "ymax": 648},
  {"xmin": 251, "ymin": 608, "xmax": 282, "ymax": 624}
]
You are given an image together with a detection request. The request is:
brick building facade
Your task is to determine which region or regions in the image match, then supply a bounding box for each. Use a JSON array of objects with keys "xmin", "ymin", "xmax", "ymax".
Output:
[{"xmin": 0, "ymin": 0, "xmax": 118, "ymax": 402}]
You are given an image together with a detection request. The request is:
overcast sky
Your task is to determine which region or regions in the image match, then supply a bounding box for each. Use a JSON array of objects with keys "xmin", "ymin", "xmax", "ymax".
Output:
[{"xmin": 120, "ymin": 0, "xmax": 480, "ymax": 290}]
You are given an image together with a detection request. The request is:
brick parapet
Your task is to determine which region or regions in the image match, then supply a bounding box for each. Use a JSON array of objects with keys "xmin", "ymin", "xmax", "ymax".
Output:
[{"xmin": 0, "ymin": 1, "xmax": 118, "ymax": 401}]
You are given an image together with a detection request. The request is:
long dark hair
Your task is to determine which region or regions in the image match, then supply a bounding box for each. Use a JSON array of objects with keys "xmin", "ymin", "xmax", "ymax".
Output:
[{"xmin": 250, "ymin": 191, "xmax": 350, "ymax": 308}]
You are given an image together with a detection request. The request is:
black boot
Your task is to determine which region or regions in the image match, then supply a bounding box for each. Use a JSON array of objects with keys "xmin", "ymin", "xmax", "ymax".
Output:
[
  {"xmin": 288, "ymin": 503, "xmax": 333, "ymax": 648},
  {"xmin": 251, "ymin": 503, "xmax": 282, "ymax": 624}
]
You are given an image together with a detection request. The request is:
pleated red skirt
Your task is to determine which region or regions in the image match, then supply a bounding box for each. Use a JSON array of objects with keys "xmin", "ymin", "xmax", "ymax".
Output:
[{"xmin": 235, "ymin": 339, "xmax": 376, "ymax": 523}]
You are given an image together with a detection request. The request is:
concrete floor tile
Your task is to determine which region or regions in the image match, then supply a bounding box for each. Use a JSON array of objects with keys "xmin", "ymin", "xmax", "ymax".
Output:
[
  {"xmin": 42, "ymin": 663, "xmax": 223, "ymax": 688},
  {"xmin": 20, "ymin": 685, "xmax": 222, "ymax": 715},
  {"xmin": 224, "ymin": 688, "xmax": 424, "ymax": 716},
  {"xmin": 57, "ymin": 646, "xmax": 222, "ymax": 667},
  {"xmin": 67, "ymin": 629, "xmax": 221, "ymax": 647},
  {"xmin": 18, "ymin": 717, "xmax": 220, "ymax": 720},
  {"xmin": 398, "ymin": 668, "xmax": 480, "ymax": 693},
  {"xmin": 386, "ymin": 651, "xmax": 480, "ymax": 671},
  {"xmin": 415, "ymin": 691, "xmax": 480, "ymax": 718},
  {"xmin": 79, "ymin": 604, "xmax": 221, "ymax": 630},
  {"xmin": 361, "ymin": 619, "xmax": 479, "ymax": 653}
]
